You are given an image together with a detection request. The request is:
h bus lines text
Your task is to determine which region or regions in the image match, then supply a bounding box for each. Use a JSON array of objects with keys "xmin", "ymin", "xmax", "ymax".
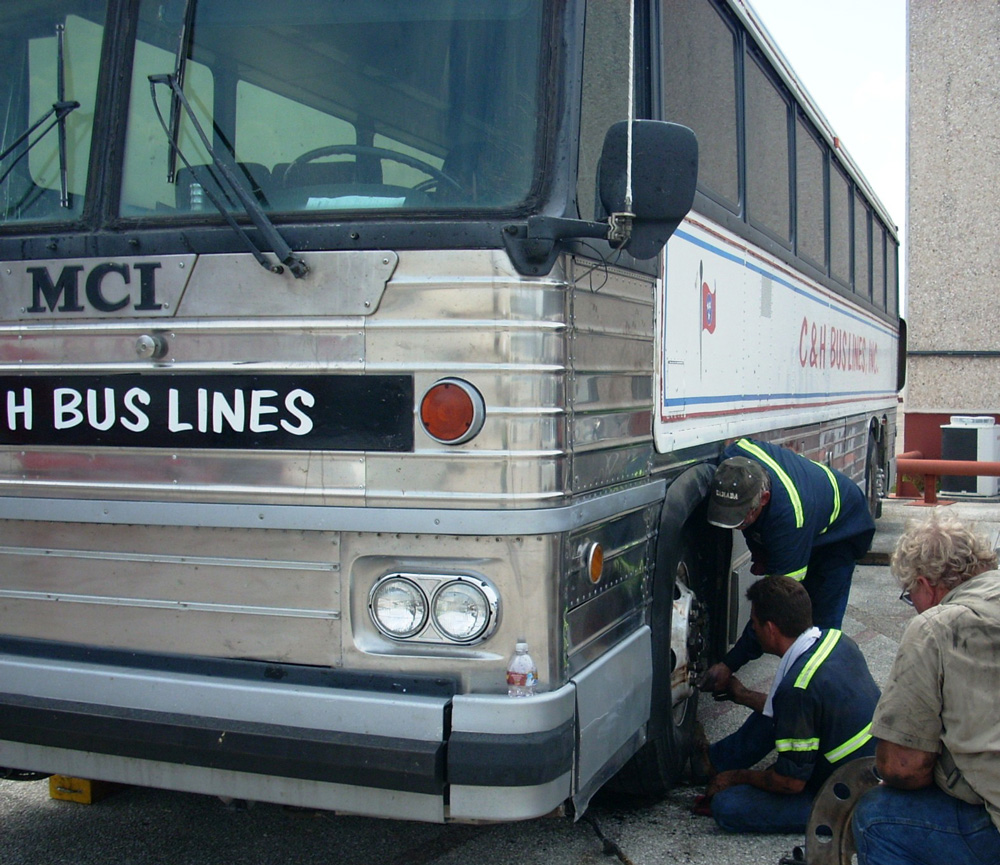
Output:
[
  {"xmin": 799, "ymin": 317, "xmax": 879, "ymax": 374},
  {"xmin": 4, "ymin": 387, "xmax": 316, "ymax": 436}
]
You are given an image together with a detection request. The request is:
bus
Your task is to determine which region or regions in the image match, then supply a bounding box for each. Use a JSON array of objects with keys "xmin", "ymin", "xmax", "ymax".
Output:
[{"xmin": 0, "ymin": 0, "xmax": 901, "ymax": 822}]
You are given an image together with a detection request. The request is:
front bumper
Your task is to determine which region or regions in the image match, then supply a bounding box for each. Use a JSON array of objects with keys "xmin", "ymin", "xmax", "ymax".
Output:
[{"xmin": 0, "ymin": 639, "xmax": 578, "ymax": 822}]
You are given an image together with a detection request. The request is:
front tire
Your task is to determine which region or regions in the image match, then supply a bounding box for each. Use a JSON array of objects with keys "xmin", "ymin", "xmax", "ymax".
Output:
[{"xmin": 606, "ymin": 534, "xmax": 709, "ymax": 796}]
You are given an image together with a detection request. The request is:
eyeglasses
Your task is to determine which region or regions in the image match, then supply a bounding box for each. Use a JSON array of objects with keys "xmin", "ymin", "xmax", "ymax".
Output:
[{"xmin": 899, "ymin": 588, "xmax": 914, "ymax": 607}]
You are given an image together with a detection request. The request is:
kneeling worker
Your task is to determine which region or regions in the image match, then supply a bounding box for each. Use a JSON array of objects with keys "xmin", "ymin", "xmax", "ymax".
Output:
[
  {"xmin": 699, "ymin": 575, "xmax": 880, "ymax": 833},
  {"xmin": 853, "ymin": 510, "xmax": 1000, "ymax": 864},
  {"xmin": 701, "ymin": 438, "xmax": 876, "ymax": 696}
]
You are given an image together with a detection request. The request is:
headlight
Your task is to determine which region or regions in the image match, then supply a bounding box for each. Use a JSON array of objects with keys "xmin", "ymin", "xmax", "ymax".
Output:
[
  {"xmin": 369, "ymin": 577, "xmax": 427, "ymax": 639},
  {"xmin": 368, "ymin": 573, "xmax": 500, "ymax": 644},
  {"xmin": 432, "ymin": 579, "xmax": 496, "ymax": 642}
]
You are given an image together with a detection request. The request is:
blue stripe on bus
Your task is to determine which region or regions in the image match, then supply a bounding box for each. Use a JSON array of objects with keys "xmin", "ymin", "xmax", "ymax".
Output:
[
  {"xmin": 672, "ymin": 228, "xmax": 898, "ymax": 338},
  {"xmin": 662, "ymin": 390, "xmax": 897, "ymax": 408}
]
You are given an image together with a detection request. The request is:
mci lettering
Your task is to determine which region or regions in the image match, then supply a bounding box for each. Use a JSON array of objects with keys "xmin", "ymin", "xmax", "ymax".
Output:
[{"xmin": 26, "ymin": 262, "xmax": 163, "ymax": 313}]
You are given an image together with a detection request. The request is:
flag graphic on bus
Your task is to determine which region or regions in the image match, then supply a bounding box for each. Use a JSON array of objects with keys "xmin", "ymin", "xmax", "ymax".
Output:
[
  {"xmin": 697, "ymin": 260, "xmax": 717, "ymax": 383},
  {"xmin": 701, "ymin": 264, "xmax": 717, "ymax": 334}
]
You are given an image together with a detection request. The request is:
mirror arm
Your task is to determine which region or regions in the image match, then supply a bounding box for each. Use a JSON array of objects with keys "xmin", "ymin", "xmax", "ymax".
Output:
[
  {"xmin": 501, "ymin": 215, "xmax": 618, "ymax": 276},
  {"xmin": 526, "ymin": 215, "xmax": 610, "ymax": 242}
]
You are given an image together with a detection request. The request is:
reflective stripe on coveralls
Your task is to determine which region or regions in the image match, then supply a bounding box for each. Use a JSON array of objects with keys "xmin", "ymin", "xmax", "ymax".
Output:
[
  {"xmin": 773, "ymin": 631, "xmax": 873, "ymax": 761},
  {"xmin": 734, "ymin": 439, "xmax": 842, "ymax": 578}
]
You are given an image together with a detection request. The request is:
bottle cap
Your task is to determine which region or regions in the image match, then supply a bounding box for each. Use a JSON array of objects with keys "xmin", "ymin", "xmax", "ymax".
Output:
[{"xmin": 515, "ymin": 641, "xmax": 528, "ymax": 652}]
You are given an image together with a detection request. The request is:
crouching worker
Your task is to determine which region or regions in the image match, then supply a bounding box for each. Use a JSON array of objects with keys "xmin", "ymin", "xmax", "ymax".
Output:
[
  {"xmin": 852, "ymin": 511, "xmax": 1000, "ymax": 865},
  {"xmin": 698, "ymin": 575, "xmax": 880, "ymax": 833}
]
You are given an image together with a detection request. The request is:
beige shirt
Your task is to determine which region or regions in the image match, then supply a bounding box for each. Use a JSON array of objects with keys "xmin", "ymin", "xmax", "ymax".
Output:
[{"xmin": 871, "ymin": 570, "xmax": 1000, "ymax": 830}]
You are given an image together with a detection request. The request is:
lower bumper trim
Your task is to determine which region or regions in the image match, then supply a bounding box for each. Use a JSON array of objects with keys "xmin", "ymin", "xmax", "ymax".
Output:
[
  {"xmin": 0, "ymin": 692, "xmax": 445, "ymax": 795},
  {"xmin": 448, "ymin": 720, "xmax": 575, "ymax": 787}
]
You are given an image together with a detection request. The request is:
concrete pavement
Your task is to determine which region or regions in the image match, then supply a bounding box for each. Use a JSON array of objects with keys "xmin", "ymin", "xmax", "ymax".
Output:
[{"xmin": 864, "ymin": 494, "xmax": 1000, "ymax": 565}]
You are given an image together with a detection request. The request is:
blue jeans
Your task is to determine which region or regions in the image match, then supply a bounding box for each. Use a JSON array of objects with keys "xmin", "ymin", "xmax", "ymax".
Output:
[
  {"xmin": 853, "ymin": 785, "xmax": 1000, "ymax": 865},
  {"xmin": 708, "ymin": 711, "xmax": 813, "ymax": 834},
  {"xmin": 800, "ymin": 539, "xmax": 859, "ymax": 631},
  {"xmin": 711, "ymin": 784, "xmax": 814, "ymax": 834},
  {"xmin": 726, "ymin": 538, "xmax": 862, "ymax": 671}
]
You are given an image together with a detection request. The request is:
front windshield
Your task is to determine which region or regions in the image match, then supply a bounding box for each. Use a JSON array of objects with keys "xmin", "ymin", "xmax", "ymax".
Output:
[
  {"xmin": 0, "ymin": 1, "xmax": 106, "ymax": 224},
  {"xmin": 121, "ymin": 0, "xmax": 544, "ymax": 218}
]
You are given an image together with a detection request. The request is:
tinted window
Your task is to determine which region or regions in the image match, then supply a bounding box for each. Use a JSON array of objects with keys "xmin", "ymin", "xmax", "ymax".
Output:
[
  {"xmin": 830, "ymin": 163, "xmax": 851, "ymax": 284},
  {"xmin": 121, "ymin": 0, "xmax": 543, "ymax": 216},
  {"xmin": 0, "ymin": 3, "xmax": 107, "ymax": 225},
  {"xmin": 871, "ymin": 220, "xmax": 885, "ymax": 310},
  {"xmin": 578, "ymin": 0, "xmax": 632, "ymax": 220},
  {"xmin": 662, "ymin": 0, "xmax": 739, "ymax": 208},
  {"xmin": 887, "ymin": 243, "xmax": 898, "ymax": 316},
  {"xmin": 854, "ymin": 191, "xmax": 870, "ymax": 299},
  {"xmin": 745, "ymin": 54, "xmax": 790, "ymax": 241},
  {"xmin": 796, "ymin": 117, "xmax": 825, "ymax": 266}
]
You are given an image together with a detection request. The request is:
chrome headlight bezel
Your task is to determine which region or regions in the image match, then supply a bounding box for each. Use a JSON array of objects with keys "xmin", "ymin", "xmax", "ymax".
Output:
[
  {"xmin": 368, "ymin": 572, "xmax": 500, "ymax": 645},
  {"xmin": 368, "ymin": 576, "xmax": 428, "ymax": 639},
  {"xmin": 430, "ymin": 576, "xmax": 499, "ymax": 643}
]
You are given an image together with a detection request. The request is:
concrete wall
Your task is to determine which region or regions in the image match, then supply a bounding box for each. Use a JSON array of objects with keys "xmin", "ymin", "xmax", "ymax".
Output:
[{"xmin": 906, "ymin": 0, "xmax": 1000, "ymax": 456}]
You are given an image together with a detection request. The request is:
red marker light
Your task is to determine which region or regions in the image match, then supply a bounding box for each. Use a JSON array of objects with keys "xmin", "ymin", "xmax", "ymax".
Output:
[{"xmin": 420, "ymin": 378, "xmax": 485, "ymax": 444}]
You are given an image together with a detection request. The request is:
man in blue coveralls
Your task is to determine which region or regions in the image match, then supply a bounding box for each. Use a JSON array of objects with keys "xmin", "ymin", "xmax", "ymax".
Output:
[
  {"xmin": 699, "ymin": 575, "xmax": 880, "ymax": 833},
  {"xmin": 699, "ymin": 437, "xmax": 876, "ymax": 695}
]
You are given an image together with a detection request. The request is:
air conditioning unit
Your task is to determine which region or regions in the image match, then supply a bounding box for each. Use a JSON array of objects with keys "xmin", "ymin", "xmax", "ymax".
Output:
[{"xmin": 940, "ymin": 416, "xmax": 1000, "ymax": 497}]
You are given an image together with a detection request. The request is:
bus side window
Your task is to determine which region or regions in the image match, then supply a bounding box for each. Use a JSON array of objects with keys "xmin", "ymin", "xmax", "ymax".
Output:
[
  {"xmin": 872, "ymin": 220, "xmax": 886, "ymax": 311},
  {"xmin": 796, "ymin": 117, "xmax": 827, "ymax": 271},
  {"xmin": 577, "ymin": 0, "xmax": 632, "ymax": 222},
  {"xmin": 745, "ymin": 51, "xmax": 791, "ymax": 245},
  {"xmin": 887, "ymin": 237, "xmax": 898, "ymax": 317},
  {"xmin": 854, "ymin": 191, "xmax": 871, "ymax": 301},
  {"xmin": 661, "ymin": 0, "xmax": 740, "ymax": 213},
  {"xmin": 830, "ymin": 162, "xmax": 852, "ymax": 287}
]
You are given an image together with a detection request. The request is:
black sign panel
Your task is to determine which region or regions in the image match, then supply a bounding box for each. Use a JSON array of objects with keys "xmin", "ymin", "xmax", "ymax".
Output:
[{"xmin": 0, "ymin": 374, "xmax": 414, "ymax": 451}]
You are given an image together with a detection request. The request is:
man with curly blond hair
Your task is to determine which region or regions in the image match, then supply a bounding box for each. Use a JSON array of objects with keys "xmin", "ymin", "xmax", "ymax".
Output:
[{"xmin": 852, "ymin": 509, "xmax": 1000, "ymax": 865}]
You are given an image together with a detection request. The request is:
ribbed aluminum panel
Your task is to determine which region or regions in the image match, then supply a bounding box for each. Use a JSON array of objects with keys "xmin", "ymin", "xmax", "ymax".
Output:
[{"xmin": 0, "ymin": 249, "xmax": 658, "ymax": 510}]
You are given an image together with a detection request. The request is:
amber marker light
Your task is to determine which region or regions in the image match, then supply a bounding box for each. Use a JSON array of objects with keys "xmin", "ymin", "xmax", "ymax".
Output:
[
  {"xmin": 419, "ymin": 378, "xmax": 486, "ymax": 444},
  {"xmin": 586, "ymin": 542, "xmax": 604, "ymax": 584}
]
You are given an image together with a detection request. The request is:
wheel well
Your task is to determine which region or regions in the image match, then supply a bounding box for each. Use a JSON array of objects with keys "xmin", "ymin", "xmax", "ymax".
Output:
[
  {"xmin": 649, "ymin": 464, "xmax": 731, "ymax": 732},
  {"xmin": 600, "ymin": 462, "xmax": 732, "ymax": 797}
]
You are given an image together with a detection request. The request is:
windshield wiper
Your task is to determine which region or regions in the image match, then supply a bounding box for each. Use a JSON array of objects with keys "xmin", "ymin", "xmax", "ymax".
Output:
[
  {"xmin": 164, "ymin": 0, "xmax": 197, "ymax": 185},
  {"xmin": 0, "ymin": 24, "xmax": 79, "ymax": 204},
  {"xmin": 55, "ymin": 22, "xmax": 71, "ymax": 207},
  {"xmin": 0, "ymin": 100, "xmax": 79, "ymax": 189},
  {"xmin": 149, "ymin": 73, "xmax": 309, "ymax": 279}
]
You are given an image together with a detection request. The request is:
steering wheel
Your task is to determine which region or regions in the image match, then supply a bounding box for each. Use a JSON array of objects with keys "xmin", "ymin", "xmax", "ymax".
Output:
[{"xmin": 281, "ymin": 144, "xmax": 461, "ymax": 192}]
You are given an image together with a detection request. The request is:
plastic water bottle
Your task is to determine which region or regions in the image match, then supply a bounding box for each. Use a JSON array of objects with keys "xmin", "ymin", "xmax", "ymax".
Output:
[{"xmin": 506, "ymin": 640, "xmax": 537, "ymax": 697}]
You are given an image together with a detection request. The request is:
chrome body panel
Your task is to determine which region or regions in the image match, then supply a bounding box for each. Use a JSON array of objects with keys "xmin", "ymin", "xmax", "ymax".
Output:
[
  {"xmin": 0, "ymin": 520, "xmax": 343, "ymax": 664},
  {"xmin": 0, "ymin": 251, "xmax": 655, "ymax": 510},
  {"xmin": 0, "ymin": 249, "xmax": 661, "ymax": 674},
  {"xmin": 0, "ymin": 251, "xmax": 397, "ymax": 322},
  {"xmin": 0, "ymin": 483, "xmax": 666, "ymax": 534},
  {"xmin": 0, "ymin": 248, "xmax": 668, "ymax": 817},
  {"xmin": 572, "ymin": 627, "xmax": 652, "ymax": 805}
]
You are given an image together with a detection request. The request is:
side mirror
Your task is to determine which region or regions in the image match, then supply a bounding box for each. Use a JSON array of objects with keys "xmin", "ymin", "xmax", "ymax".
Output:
[{"xmin": 599, "ymin": 120, "xmax": 698, "ymax": 259}]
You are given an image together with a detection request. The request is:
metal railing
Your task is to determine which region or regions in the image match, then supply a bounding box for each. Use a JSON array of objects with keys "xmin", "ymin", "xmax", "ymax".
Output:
[{"xmin": 896, "ymin": 451, "xmax": 1000, "ymax": 505}]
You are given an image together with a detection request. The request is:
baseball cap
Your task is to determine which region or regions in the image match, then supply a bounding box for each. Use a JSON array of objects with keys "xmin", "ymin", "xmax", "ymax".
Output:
[{"xmin": 707, "ymin": 457, "xmax": 768, "ymax": 528}]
